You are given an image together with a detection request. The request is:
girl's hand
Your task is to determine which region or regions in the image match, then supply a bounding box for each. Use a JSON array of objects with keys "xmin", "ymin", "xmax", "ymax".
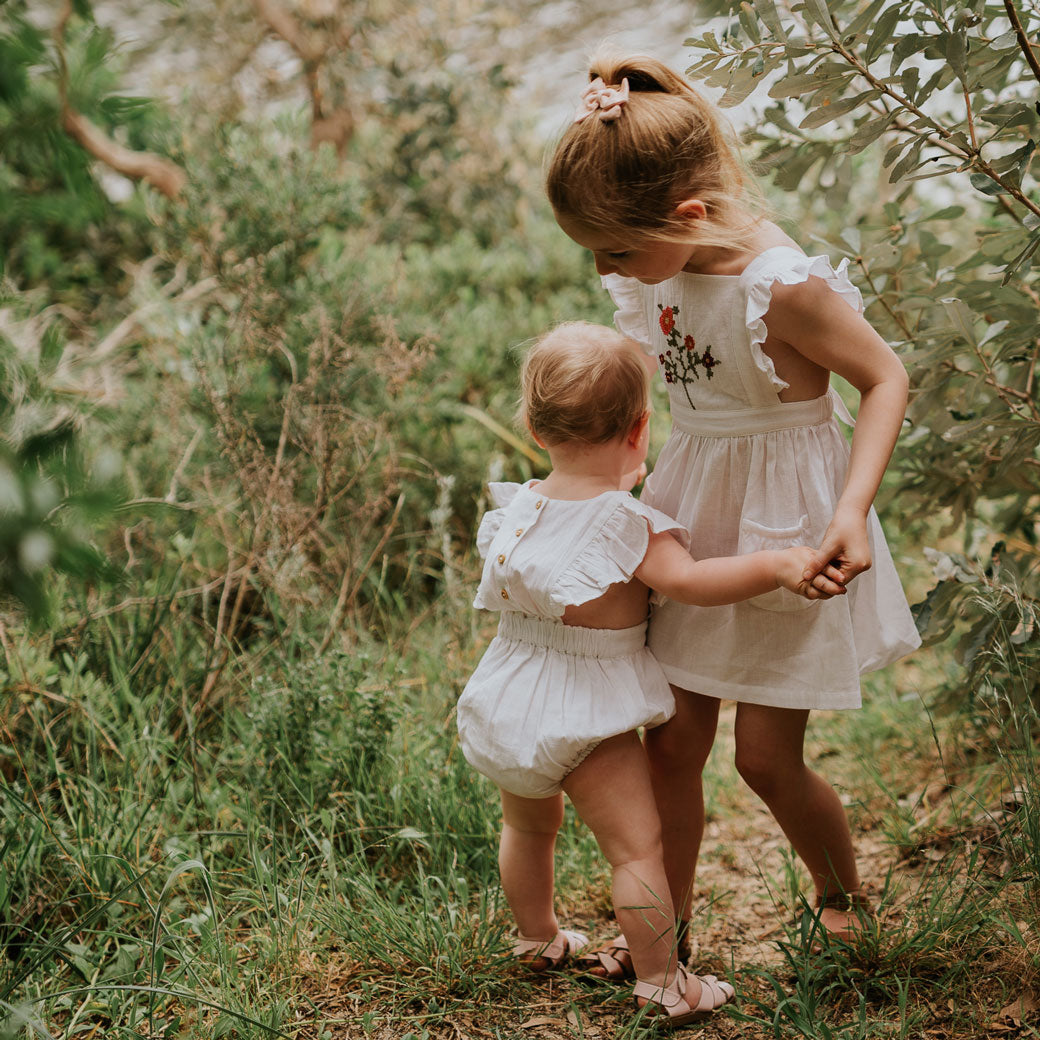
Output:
[
  {"xmin": 801, "ymin": 505, "xmax": 872, "ymax": 586},
  {"xmin": 620, "ymin": 462, "xmax": 647, "ymax": 491},
  {"xmin": 777, "ymin": 547, "xmax": 846, "ymax": 600}
]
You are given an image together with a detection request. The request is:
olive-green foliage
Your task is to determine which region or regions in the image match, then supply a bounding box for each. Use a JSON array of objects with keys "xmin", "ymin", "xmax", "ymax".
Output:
[
  {"xmin": 687, "ymin": 0, "xmax": 1040, "ymax": 709},
  {"xmin": 0, "ymin": 1, "xmax": 159, "ymax": 300},
  {"xmin": 0, "ymin": 291, "xmax": 123, "ymax": 621}
]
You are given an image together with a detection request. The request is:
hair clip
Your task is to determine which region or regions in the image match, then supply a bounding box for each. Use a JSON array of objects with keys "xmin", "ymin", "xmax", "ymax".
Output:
[{"xmin": 573, "ymin": 77, "xmax": 630, "ymax": 123}]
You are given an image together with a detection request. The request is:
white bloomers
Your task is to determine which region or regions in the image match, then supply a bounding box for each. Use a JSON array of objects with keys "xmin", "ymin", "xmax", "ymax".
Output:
[{"xmin": 457, "ymin": 612, "xmax": 674, "ymax": 799}]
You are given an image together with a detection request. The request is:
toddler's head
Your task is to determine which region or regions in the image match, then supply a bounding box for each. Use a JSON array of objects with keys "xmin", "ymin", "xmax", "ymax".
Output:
[
  {"xmin": 520, "ymin": 322, "xmax": 648, "ymax": 448},
  {"xmin": 546, "ymin": 49, "xmax": 759, "ymax": 250}
]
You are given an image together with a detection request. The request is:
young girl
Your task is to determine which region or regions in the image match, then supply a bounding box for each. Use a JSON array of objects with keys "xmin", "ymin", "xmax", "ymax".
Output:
[
  {"xmin": 457, "ymin": 321, "xmax": 845, "ymax": 1026},
  {"xmin": 546, "ymin": 53, "xmax": 921, "ymax": 973}
]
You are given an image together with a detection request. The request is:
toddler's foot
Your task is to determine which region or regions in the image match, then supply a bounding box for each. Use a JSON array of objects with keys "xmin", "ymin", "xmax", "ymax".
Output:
[
  {"xmin": 513, "ymin": 929, "xmax": 588, "ymax": 972},
  {"xmin": 634, "ymin": 965, "xmax": 735, "ymax": 1027}
]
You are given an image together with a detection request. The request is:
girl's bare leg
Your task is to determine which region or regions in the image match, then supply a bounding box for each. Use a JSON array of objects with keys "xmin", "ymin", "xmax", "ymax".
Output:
[
  {"xmin": 732, "ymin": 703, "xmax": 862, "ymax": 931},
  {"xmin": 498, "ymin": 789, "xmax": 564, "ymax": 940},
  {"xmin": 644, "ymin": 688, "xmax": 721, "ymax": 927},
  {"xmin": 563, "ymin": 730, "xmax": 680, "ymax": 988}
]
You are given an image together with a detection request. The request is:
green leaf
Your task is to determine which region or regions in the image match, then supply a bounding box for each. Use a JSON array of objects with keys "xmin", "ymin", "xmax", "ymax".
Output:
[
  {"xmin": 799, "ymin": 90, "xmax": 879, "ymax": 129},
  {"xmin": 891, "ymin": 33, "xmax": 926, "ymax": 72},
  {"xmin": 846, "ymin": 0, "xmax": 888, "ymax": 39},
  {"xmin": 969, "ymin": 172, "xmax": 1008, "ymax": 196},
  {"xmin": 799, "ymin": 0, "xmax": 838, "ymax": 39},
  {"xmin": 1001, "ymin": 232, "xmax": 1040, "ymax": 285},
  {"xmin": 864, "ymin": 5, "xmax": 904, "ymax": 65},
  {"xmin": 739, "ymin": 2, "xmax": 762, "ymax": 44},
  {"xmin": 753, "ymin": 0, "xmax": 787, "ymax": 41},
  {"xmin": 943, "ymin": 31, "xmax": 968, "ymax": 82}
]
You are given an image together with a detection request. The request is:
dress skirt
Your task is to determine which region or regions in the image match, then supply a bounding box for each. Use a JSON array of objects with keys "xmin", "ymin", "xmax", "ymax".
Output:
[{"xmin": 644, "ymin": 393, "xmax": 921, "ymax": 710}]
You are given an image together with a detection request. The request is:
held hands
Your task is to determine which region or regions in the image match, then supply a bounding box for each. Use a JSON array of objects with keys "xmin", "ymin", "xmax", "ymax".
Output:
[
  {"xmin": 800, "ymin": 504, "xmax": 873, "ymax": 587},
  {"xmin": 776, "ymin": 547, "xmax": 847, "ymax": 601}
]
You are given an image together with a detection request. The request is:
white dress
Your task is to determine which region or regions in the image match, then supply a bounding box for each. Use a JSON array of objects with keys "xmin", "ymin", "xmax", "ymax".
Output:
[
  {"xmin": 605, "ymin": 245, "xmax": 921, "ymax": 711},
  {"xmin": 457, "ymin": 481, "xmax": 683, "ymax": 798}
]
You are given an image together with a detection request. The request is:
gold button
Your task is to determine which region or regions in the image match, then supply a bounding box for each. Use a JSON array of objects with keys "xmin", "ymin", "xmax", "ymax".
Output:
[
  {"xmin": 515, "ymin": 528, "xmax": 523, "ymax": 536},
  {"xmin": 501, "ymin": 589, "xmax": 509, "ymax": 599},
  {"xmin": 497, "ymin": 554, "xmax": 505, "ymax": 564},
  {"xmin": 535, "ymin": 500, "xmax": 543, "ymax": 509}
]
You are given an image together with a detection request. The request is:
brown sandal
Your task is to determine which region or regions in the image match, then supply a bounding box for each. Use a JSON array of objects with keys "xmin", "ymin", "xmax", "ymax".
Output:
[{"xmin": 577, "ymin": 934, "xmax": 634, "ymax": 980}]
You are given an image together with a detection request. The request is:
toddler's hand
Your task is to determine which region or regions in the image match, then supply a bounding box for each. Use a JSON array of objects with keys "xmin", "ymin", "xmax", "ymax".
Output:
[
  {"xmin": 801, "ymin": 505, "xmax": 872, "ymax": 586},
  {"xmin": 777, "ymin": 547, "xmax": 846, "ymax": 600}
]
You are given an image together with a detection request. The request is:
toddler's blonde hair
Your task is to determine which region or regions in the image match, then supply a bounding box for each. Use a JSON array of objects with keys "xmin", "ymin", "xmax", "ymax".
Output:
[
  {"xmin": 519, "ymin": 322, "xmax": 648, "ymax": 447},
  {"xmin": 546, "ymin": 49, "xmax": 763, "ymax": 249}
]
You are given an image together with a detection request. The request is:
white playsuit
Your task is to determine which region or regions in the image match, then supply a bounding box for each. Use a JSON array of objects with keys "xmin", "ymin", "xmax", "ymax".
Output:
[
  {"xmin": 457, "ymin": 481, "xmax": 683, "ymax": 799},
  {"xmin": 605, "ymin": 245, "xmax": 921, "ymax": 711}
]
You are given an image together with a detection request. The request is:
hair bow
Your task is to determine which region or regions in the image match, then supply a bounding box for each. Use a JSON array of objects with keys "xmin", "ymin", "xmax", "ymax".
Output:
[{"xmin": 573, "ymin": 77, "xmax": 630, "ymax": 123}]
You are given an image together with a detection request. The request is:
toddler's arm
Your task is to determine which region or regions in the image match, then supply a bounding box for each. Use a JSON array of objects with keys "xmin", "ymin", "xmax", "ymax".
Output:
[{"xmin": 635, "ymin": 532, "xmax": 846, "ymax": 607}]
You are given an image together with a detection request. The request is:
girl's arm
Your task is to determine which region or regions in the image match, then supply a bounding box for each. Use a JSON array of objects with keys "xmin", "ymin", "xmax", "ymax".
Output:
[
  {"xmin": 634, "ymin": 532, "xmax": 845, "ymax": 606},
  {"xmin": 765, "ymin": 277, "xmax": 909, "ymax": 584}
]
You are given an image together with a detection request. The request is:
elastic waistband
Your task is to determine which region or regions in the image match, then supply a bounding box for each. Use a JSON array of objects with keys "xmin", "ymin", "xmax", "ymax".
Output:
[
  {"xmin": 669, "ymin": 392, "xmax": 834, "ymax": 437},
  {"xmin": 497, "ymin": 613, "xmax": 648, "ymax": 658}
]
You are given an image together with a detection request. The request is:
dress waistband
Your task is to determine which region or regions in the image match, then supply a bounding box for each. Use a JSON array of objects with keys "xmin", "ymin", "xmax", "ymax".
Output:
[
  {"xmin": 497, "ymin": 613, "xmax": 648, "ymax": 658},
  {"xmin": 669, "ymin": 391, "xmax": 838, "ymax": 437}
]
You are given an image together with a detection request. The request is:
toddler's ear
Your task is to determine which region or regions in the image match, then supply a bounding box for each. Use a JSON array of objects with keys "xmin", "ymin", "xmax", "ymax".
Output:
[{"xmin": 627, "ymin": 410, "xmax": 650, "ymax": 447}]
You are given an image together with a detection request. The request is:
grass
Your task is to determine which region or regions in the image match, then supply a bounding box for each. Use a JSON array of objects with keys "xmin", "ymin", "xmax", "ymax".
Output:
[{"xmin": 2, "ymin": 582, "xmax": 1040, "ymax": 1040}]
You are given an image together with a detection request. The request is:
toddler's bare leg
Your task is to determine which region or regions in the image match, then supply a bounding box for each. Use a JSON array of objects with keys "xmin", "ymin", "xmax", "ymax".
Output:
[
  {"xmin": 564, "ymin": 731, "xmax": 678, "ymax": 988},
  {"xmin": 499, "ymin": 789, "xmax": 564, "ymax": 940},
  {"xmin": 644, "ymin": 688, "xmax": 720, "ymax": 927},
  {"xmin": 732, "ymin": 704, "xmax": 861, "ymax": 929}
]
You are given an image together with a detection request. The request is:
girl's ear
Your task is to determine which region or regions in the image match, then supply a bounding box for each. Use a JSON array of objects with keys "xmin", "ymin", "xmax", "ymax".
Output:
[{"xmin": 675, "ymin": 198, "xmax": 707, "ymax": 222}]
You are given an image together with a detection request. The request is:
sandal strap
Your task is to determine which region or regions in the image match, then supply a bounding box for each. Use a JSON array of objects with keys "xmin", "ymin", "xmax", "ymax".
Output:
[
  {"xmin": 633, "ymin": 964, "xmax": 689, "ymax": 1012},
  {"xmin": 513, "ymin": 929, "xmax": 588, "ymax": 965},
  {"xmin": 815, "ymin": 889, "xmax": 871, "ymax": 912},
  {"xmin": 578, "ymin": 934, "xmax": 634, "ymax": 979}
]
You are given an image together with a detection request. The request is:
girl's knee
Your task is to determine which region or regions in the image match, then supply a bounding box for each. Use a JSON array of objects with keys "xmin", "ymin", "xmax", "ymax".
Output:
[{"xmin": 734, "ymin": 746, "xmax": 796, "ymax": 800}]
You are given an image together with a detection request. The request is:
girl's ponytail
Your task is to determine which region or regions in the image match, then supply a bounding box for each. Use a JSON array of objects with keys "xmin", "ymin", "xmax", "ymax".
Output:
[{"xmin": 547, "ymin": 48, "xmax": 763, "ymax": 249}]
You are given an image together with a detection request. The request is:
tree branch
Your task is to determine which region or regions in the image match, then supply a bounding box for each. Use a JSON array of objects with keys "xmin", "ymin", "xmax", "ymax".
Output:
[{"xmin": 1004, "ymin": 0, "xmax": 1040, "ymax": 84}]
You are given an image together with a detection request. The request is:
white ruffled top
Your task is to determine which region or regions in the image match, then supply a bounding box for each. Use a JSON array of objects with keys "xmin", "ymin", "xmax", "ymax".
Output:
[
  {"xmin": 473, "ymin": 481, "xmax": 688, "ymax": 619},
  {"xmin": 605, "ymin": 245, "xmax": 863, "ymax": 410}
]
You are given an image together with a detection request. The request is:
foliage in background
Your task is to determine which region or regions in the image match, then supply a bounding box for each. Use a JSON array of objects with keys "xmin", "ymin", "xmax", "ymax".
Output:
[{"xmin": 687, "ymin": 0, "xmax": 1040, "ymax": 711}]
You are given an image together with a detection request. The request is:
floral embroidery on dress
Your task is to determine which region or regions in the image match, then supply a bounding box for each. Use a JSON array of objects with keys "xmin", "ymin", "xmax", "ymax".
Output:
[{"xmin": 657, "ymin": 305, "xmax": 719, "ymax": 409}]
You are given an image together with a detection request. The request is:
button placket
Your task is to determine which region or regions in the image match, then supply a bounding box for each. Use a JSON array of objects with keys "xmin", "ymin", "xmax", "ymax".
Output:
[{"xmin": 492, "ymin": 490, "xmax": 545, "ymax": 605}]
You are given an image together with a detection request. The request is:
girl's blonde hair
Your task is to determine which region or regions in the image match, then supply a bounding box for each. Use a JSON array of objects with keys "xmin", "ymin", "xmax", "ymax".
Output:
[
  {"xmin": 520, "ymin": 322, "xmax": 648, "ymax": 447},
  {"xmin": 546, "ymin": 49, "xmax": 763, "ymax": 248}
]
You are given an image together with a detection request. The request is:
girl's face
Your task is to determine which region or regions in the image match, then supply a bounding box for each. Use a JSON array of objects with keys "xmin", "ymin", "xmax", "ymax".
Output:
[{"xmin": 556, "ymin": 213, "xmax": 698, "ymax": 285}]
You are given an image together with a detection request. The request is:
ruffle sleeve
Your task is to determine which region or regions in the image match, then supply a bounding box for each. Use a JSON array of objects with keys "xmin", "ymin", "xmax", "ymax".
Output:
[
  {"xmin": 603, "ymin": 273, "xmax": 654, "ymax": 355},
  {"xmin": 741, "ymin": 248, "xmax": 864, "ymax": 394},
  {"xmin": 551, "ymin": 496, "xmax": 689, "ymax": 611},
  {"xmin": 475, "ymin": 482, "xmax": 523, "ymax": 559}
]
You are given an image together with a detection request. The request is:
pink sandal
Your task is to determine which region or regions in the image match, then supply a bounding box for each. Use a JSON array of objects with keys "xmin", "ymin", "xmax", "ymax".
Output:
[
  {"xmin": 513, "ymin": 929, "xmax": 588, "ymax": 972},
  {"xmin": 633, "ymin": 964, "xmax": 735, "ymax": 1027}
]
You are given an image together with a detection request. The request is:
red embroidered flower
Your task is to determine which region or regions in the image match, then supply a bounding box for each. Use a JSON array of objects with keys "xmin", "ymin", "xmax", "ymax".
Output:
[
  {"xmin": 658, "ymin": 353, "xmax": 665, "ymax": 364},
  {"xmin": 665, "ymin": 372, "xmax": 674, "ymax": 383},
  {"xmin": 684, "ymin": 335, "xmax": 696, "ymax": 352},
  {"xmin": 659, "ymin": 307, "xmax": 675, "ymax": 335}
]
